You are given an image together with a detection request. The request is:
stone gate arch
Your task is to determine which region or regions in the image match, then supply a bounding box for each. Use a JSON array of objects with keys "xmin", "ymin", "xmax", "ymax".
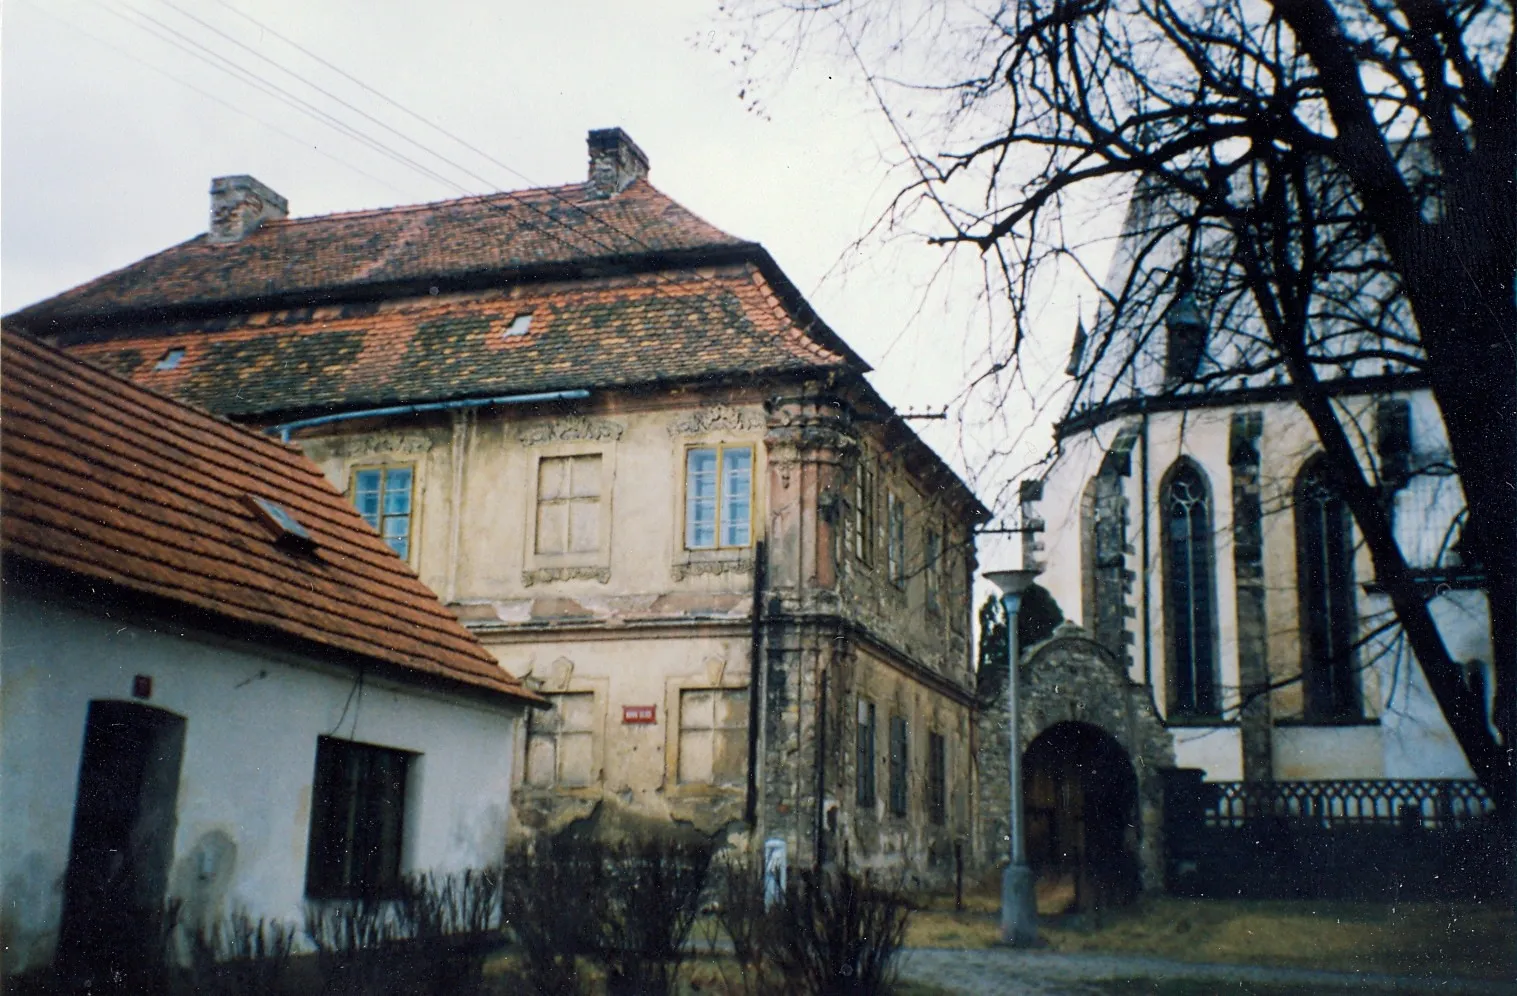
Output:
[{"xmin": 977, "ymin": 622, "xmax": 1172, "ymax": 897}]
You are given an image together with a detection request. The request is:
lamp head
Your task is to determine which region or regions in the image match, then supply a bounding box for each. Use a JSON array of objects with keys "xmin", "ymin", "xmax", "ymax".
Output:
[{"xmin": 983, "ymin": 568, "xmax": 1042, "ymax": 597}]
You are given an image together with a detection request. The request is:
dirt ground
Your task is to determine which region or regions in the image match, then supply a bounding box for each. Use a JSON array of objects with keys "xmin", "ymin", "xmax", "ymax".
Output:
[{"xmin": 905, "ymin": 888, "xmax": 1516, "ymax": 982}]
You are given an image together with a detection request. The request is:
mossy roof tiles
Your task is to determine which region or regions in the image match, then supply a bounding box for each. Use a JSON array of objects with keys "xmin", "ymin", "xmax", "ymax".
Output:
[
  {"xmin": 9, "ymin": 180, "xmax": 749, "ymax": 325},
  {"xmin": 65, "ymin": 266, "xmax": 850, "ymax": 418}
]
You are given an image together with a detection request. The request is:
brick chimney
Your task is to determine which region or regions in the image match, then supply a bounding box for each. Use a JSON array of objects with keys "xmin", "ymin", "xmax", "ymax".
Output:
[
  {"xmin": 586, "ymin": 128, "xmax": 649, "ymax": 199},
  {"xmin": 208, "ymin": 175, "xmax": 288, "ymax": 243}
]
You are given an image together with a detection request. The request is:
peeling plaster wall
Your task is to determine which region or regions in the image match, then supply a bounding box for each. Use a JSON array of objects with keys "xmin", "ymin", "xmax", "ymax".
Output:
[
  {"xmin": 836, "ymin": 644, "xmax": 975, "ymax": 886},
  {"xmin": 296, "ymin": 381, "xmax": 984, "ymax": 878},
  {"xmin": 0, "ymin": 591, "xmax": 522, "ymax": 977}
]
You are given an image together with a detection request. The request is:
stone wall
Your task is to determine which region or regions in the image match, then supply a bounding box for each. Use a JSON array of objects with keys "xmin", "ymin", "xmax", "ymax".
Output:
[{"xmin": 976, "ymin": 625, "xmax": 1173, "ymax": 891}]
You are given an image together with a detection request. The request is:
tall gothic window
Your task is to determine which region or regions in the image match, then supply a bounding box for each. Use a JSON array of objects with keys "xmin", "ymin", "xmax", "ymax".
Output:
[
  {"xmin": 1163, "ymin": 461, "xmax": 1218, "ymax": 717},
  {"xmin": 1083, "ymin": 471, "xmax": 1128, "ymax": 658},
  {"xmin": 1295, "ymin": 458, "xmax": 1361, "ymax": 721}
]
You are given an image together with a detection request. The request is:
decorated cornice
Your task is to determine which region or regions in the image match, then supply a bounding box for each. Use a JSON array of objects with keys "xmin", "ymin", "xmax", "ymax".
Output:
[{"xmin": 518, "ymin": 416, "xmax": 624, "ymax": 446}]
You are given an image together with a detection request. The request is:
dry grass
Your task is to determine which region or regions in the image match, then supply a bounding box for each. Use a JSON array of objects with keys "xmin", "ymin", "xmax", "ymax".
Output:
[
  {"xmin": 904, "ymin": 887, "xmax": 1515, "ymax": 982},
  {"xmin": 1043, "ymin": 897, "xmax": 1515, "ymax": 981}
]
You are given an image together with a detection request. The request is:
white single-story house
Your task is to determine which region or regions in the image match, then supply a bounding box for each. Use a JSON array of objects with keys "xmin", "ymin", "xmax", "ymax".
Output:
[{"xmin": 0, "ymin": 330, "xmax": 542, "ymax": 982}]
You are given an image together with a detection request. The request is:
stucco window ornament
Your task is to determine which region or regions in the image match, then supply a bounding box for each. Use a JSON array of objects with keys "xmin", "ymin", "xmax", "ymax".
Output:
[
  {"xmin": 670, "ymin": 559, "xmax": 750, "ymax": 581},
  {"xmin": 522, "ymin": 566, "xmax": 612, "ymax": 586},
  {"xmin": 518, "ymin": 416, "xmax": 624, "ymax": 446},
  {"xmin": 323, "ymin": 433, "xmax": 435, "ymax": 459},
  {"xmin": 667, "ymin": 405, "xmax": 764, "ymax": 437}
]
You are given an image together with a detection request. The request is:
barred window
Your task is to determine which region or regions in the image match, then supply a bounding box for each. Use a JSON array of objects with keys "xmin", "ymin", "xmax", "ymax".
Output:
[
  {"xmin": 536, "ymin": 455, "xmax": 603, "ymax": 555},
  {"xmin": 525, "ymin": 692, "xmax": 596, "ymax": 788},
  {"xmin": 856, "ymin": 698, "xmax": 877, "ymax": 808},
  {"xmin": 888, "ymin": 714, "xmax": 909, "ymax": 817},
  {"xmin": 927, "ymin": 732, "xmax": 947, "ymax": 825},
  {"xmin": 678, "ymin": 688, "xmax": 748, "ymax": 786}
]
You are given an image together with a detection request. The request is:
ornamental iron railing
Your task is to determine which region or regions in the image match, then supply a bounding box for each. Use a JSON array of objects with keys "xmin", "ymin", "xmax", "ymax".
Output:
[{"xmin": 1202, "ymin": 778, "xmax": 1493, "ymax": 831}]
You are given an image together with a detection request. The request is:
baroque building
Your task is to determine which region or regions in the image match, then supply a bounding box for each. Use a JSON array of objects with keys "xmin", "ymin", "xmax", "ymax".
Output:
[{"xmin": 8, "ymin": 129, "xmax": 989, "ymax": 881}]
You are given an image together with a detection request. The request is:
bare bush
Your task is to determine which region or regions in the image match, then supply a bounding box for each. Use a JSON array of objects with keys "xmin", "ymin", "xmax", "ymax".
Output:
[
  {"xmin": 590, "ymin": 835, "xmax": 714, "ymax": 996},
  {"xmin": 704, "ymin": 851, "xmax": 784, "ymax": 996},
  {"xmin": 767, "ymin": 866, "xmax": 913, "ymax": 996},
  {"xmin": 182, "ymin": 908, "xmax": 296, "ymax": 996},
  {"xmin": 500, "ymin": 838, "xmax": 598, "ymax": 996}
]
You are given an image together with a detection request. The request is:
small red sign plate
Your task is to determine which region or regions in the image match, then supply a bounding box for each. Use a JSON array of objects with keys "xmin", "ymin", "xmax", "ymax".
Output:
[{"xmin": 622, "ymin": 705, "xmax": 657, "ymax": 724}]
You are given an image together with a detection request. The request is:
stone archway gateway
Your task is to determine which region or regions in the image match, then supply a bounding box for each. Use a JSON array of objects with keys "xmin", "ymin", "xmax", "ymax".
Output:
[
  {"xmin": 1023, "ymin": 721, "xmax": 1139, "ymax": 912},
  {"xmin": 976, "ymin": 623, "xmax": 1173, "ymax": 894}
]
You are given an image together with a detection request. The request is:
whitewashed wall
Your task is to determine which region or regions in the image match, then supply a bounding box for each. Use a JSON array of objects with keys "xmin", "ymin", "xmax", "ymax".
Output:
[
  {"xmin": 0, "ymin": 591, "xmax": 523, "ymax": 976},
  {"xmin": 1032, "ymin": 388, "xmax": 1480, "ymax": 783}
]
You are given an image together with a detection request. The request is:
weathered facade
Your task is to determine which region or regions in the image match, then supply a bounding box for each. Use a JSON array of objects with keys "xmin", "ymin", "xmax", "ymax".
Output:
[{"xmin": 10, "ymin": 129, "xmax": 989, "ymax": 881}]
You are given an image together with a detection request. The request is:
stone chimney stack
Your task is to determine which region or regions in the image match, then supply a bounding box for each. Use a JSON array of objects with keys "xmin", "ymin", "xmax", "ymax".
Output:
[
  {"xmin": 208, "ymin": 175, "xmax": 288, "ymax": 243},
  {"xmin": 586, "ymin": 128, "xmax": 649, "ymax": 199}
]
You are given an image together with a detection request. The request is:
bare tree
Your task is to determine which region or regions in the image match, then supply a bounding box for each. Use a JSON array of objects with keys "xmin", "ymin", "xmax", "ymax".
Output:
[{"xmin": 725, "ymin": 0, "xmax": 1514, "ymax": 818}]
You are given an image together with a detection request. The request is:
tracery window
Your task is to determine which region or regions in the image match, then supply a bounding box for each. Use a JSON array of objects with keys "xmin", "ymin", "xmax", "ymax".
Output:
[
  {"xmin": 1162, "ymin": 461, "xmax": 1218, "ymax": 717},
  {"xmin": 1295, "ymin": 458, "xmax": 1361, "ymax": 721},
  {"xmin": 1083, "ymin": 471, "xmax": 1128, "ymax": 658}
]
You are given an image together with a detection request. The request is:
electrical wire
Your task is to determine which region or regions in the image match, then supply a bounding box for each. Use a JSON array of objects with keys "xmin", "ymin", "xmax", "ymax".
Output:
[{"xmin": 15, "ymin": 0, "xmax": 408, "ymax": 198}]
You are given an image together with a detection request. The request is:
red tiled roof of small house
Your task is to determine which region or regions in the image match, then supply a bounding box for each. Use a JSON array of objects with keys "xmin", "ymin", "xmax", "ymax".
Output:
[{"xmin": 0, "ymin": 329, "xmax": 542, "ymax": 705}]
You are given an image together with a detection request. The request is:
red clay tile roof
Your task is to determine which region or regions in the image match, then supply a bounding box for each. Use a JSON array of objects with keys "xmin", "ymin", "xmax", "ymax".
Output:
[
  {"xmin": 10, "ymin": 180, "xmax": 750, "ymax": 326},
  {"xmin": 64, "ymin": 265, "xmax": 852, "ymax": 419},
  {"xmin": 1, "ymin": 329, "xmax": 540, "ymax": 705}
]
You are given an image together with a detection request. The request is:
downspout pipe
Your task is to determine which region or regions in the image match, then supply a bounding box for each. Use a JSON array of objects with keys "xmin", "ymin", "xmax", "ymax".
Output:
[
  {"xmin": 746, "ymin": 541, "xmax": 767, "ymax": 826},
  {"xmin": 268, "ymin": 389, "xmax": 591, "ymax": 442}
]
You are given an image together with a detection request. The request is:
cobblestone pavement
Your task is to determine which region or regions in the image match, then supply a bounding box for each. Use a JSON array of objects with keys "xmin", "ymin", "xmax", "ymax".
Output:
[{"xmin": 897, "ymin": 948, "xmax": 1517, "ymax": 995}]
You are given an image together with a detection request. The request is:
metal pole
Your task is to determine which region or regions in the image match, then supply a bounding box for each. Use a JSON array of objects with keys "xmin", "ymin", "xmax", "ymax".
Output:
[
  {"xmin": 1001, "ymin": 590, "xmax": 1036, "ymax": 945},
  {"xmin": 984, "ymin": 566, "xmax": 1040, "ymax": 947},
  {"xmin": 1006, "ymin": 591, "xmax": 1025, "ymax": 866}
]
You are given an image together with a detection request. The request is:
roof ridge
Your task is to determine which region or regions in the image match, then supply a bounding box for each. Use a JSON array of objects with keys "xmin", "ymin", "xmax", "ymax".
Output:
[{"xmin": 263, "ymin": 181, "xmax": 595, "ymax": 227}]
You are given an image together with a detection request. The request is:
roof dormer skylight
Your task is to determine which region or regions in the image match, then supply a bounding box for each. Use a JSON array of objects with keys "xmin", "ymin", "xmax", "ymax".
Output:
[
  {"xmin": 246, "ymin": 494, "xmax": 316, "ymax": 552},
  {"xmin": 155, "ymin": 348, "xmax": 186, "ymax": 371},
  {"xmin": 503, "ymin": 313, "xmax": 533, "ymax": 338}
]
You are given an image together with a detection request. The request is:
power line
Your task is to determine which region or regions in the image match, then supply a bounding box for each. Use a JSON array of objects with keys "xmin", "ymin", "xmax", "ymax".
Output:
[
  {"xmin": 202, "ymin": 0, "xmax": 729, "ymax": 272},
  {"xmin": 96, "ymin": 0, "xmax": 485, "ymax": 199},
  {"xmin": 16, "ymin": 0, "xmax": 407, "ymax": 196},
  {"xmin": 91, "ymin": 0, "xmax": 631, "ymax": 266}
]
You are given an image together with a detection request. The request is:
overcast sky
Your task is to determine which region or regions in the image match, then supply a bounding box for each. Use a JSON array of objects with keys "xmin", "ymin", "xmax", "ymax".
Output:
[{"xmin": 3, "ymin": 0, "xmax": 1102, "ymax": 564}]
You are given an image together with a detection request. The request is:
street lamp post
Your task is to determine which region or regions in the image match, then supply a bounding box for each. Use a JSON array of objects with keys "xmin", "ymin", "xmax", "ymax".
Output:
[{"xmin": 984, "ymin": 567, "xmax": 1042, "ymax": 946}]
